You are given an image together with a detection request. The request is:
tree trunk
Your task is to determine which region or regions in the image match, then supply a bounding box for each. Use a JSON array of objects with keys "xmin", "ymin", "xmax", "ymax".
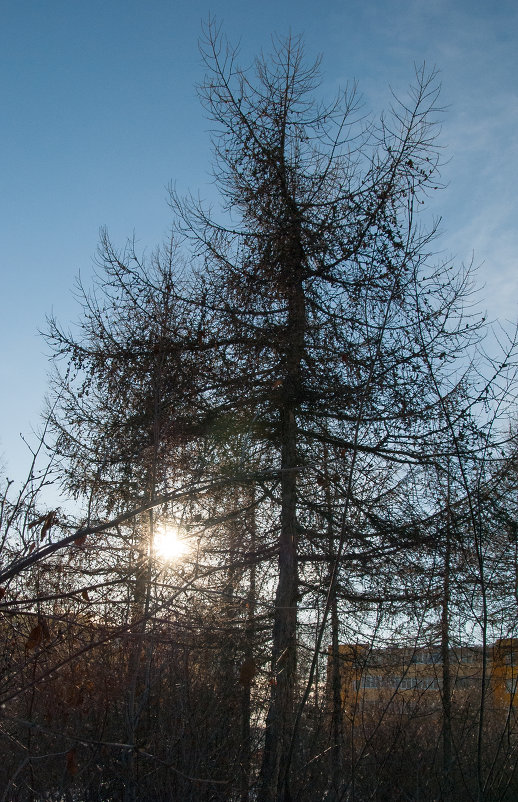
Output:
[
  {"xmin": 329, "ymin": 587, "xmax": 343, "ymax": 802},
  {"xmin": 259, "ymin": 255, "xmax": 305, "ymax": 802},
  {"xmin": 440, "ymin": 505, "xmax": 453, "ymax": 802},
  {"xmin": 241, "ymin": 492, "xmax": 257, "ymax": 802}
]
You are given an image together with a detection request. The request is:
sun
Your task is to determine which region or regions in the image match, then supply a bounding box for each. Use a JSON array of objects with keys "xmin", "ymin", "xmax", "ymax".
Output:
[{"xmin": 153, "ymin": 525, "xmax": 189, "ymax": 562}]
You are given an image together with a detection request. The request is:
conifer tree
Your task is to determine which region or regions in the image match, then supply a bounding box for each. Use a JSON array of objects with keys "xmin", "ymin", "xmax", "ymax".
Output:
[{"xmin": 172, "ymin": 26, "xmax": 502, "ymax": 801}]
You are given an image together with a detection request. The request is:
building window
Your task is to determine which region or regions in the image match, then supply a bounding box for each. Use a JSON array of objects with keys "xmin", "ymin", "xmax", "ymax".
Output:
[
  {"xmin": 353, "ymin": 675, "xmax": 441, "ymax": 691},
  {"xmin": 354, "ymin": 675, "xmax": 383, "ymax": 690},
  {"xmin": 455, "ymin": 675, "xmax": 477, "ymax": 689},
  {"xmin": 411, "ymin": 651, "xmax": 442, "ymax": 665},
  {"xmin": 459, "ymin": 651, "xmax": 476, "ymax": 664},
  {"xmin": 415, "ymin": 677, "xmax": 440, "ymax": 690}
]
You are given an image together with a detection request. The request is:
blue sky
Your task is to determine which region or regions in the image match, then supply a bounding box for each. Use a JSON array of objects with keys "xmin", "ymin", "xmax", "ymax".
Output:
[{"xmin": 1, "ymin": 0, "xmax": 517, "ymax": 484}]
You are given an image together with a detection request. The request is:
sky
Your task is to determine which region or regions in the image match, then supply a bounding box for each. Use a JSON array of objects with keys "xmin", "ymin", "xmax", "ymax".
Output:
[{"xmin": 1, "ymin": 0, "xmax": 518, "ymax": 486}]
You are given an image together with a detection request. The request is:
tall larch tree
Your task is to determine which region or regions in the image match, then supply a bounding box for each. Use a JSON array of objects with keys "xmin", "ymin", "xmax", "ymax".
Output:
[{"xmin": 172, "ymin": 25, "xmax": 502, "ymax": 802}]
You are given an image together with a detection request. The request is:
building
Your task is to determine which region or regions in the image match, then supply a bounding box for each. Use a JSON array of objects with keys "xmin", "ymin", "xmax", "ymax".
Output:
[{"xmin": 331, "ymin": 639, "xmax": 518, "ymax": 721}]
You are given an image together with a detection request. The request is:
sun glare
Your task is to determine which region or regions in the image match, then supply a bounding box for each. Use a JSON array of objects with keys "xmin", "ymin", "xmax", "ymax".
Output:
[{"xmin": 153, "ymin": 525, "xmax": 189, "ymax": 562}]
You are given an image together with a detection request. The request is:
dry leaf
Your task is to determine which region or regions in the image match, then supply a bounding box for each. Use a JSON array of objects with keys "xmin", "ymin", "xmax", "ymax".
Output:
[
  {"xmin": 26, "ymin": 617, "xmax": 49, "ymax": 650},
  {"xmin": 28, "ymin": 514, "xmax": 47, "ymax": 530},
  {"xmin": 41, "ymin": 511, "xmax": 57, "ymax": 541},
  {"xmin": 81, "ymin": 589, "xmax": 89, "ymax": 601},
  {"xmin": 239, "ymin": 658, "xmax": 257, "ymax": 686},
  {"xmin": 26, "ymin": 623, "xmax": 43, "ymax": 651}
]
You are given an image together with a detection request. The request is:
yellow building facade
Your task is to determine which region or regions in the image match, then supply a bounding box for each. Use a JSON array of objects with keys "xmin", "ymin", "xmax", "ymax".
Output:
[{"xmin": 332, "ymin": 639, "xmax": 518, "ymax": 720}]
